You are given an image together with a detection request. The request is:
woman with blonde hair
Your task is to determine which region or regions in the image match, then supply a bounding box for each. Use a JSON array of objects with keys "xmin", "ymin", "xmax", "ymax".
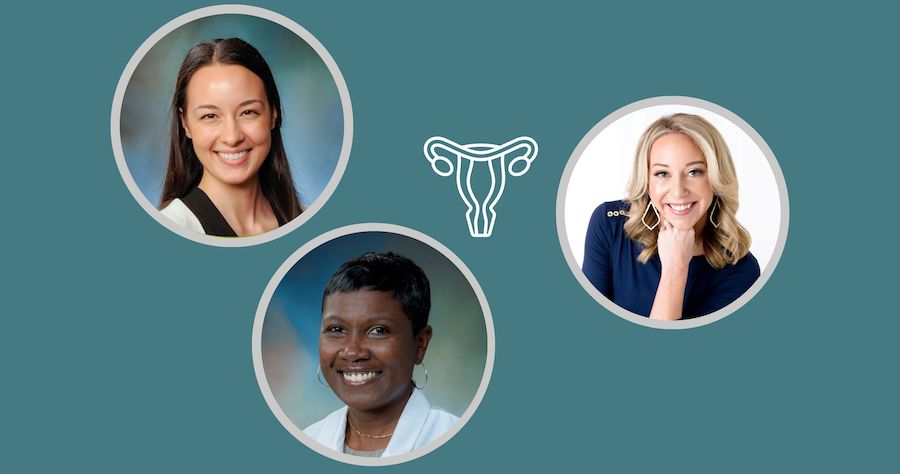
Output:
[{"xmin": 582, "ymin": 113, "xmax": 759, "ymax": 320}]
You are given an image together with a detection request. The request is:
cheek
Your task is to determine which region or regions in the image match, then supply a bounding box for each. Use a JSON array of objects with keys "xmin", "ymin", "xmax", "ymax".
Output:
[
  {"xmin": 647, "ymin": 181, "xmax": 663, "ymax": 202},
  {"xmin": 247, "ymin": 121, "xmax": 273, "ymax": 146},
  {"xmin": 694, "ymin": 179, "xmax": 713, "ymax": 199},
  {"xmin": 388, "ymin": 343, "xmax": 418, "ymax": 369},
  {"xmin": 318, "ymin": 337, "xmax": 334, "ymax": 363},
  {"xmin": 188, "ymin": 126, "xmax": 215, "ymax": 150}
]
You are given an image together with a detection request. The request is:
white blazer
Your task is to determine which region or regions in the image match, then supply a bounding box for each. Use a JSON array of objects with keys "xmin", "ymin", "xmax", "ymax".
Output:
[
  {"xmin": 304, "ymin": 388, "xmax": 459, "ymax": 457},
  {"xmin": 160, "ymin": 198, "xmax": 204, "ymax": 234}
]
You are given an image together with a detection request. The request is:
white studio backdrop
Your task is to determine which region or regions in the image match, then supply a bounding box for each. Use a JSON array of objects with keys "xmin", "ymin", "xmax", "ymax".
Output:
[{"xmin": 563, "ymin": 104, "xmax": 781, "ymax": 272}]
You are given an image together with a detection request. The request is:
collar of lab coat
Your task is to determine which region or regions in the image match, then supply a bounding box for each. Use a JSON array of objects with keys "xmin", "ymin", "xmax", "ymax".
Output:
[
  {"xmin": 383, "ymin": 388, "xmax": 430, "ymax": 457},
  {"xmin": 320, "ymin": 388, "xmax": 432, "ymax": 457}
]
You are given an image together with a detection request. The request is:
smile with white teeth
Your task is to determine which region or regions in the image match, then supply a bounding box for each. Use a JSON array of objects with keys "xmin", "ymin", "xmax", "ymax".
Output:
[
  {"xmin": 217, "ymin": 150, "xmax": 248, "ymax": 161},
  {"xmin": 342, "ymin": 371, "xmax": 380, "ymax": 383},
  {"xmin": 669, "ymin": 203, "xmax": 694, "ymax": 211}
]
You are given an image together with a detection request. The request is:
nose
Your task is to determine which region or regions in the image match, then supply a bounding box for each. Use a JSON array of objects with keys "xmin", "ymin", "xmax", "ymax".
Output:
[
  {"xmin": 340, "ymin": 334, "xmax": 371, "ymax": 361},
  {"xmin": 220, "ymin": 117, "xmax": 244, "ymax": 146},
  {"xmin": 671, "ymin": 175, "xmax": 689, "ymax": 197}
]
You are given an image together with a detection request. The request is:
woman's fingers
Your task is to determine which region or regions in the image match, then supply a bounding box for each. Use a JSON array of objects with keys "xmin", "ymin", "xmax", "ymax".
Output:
[{"xmin": 657, "ymin": 220, "xmax": 695, "ymax": 271}]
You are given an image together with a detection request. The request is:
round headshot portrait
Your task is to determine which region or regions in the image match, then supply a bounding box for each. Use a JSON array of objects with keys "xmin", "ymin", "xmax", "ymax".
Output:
[
  {"xmin": 111, "ymin": 5, "xmax": 352, "ymax": 246},
  {"xmin": 253, "ymin": 225, "xmax": 493, "ymax": 465},
  {"xmin": 559, "ymin": 97, "xmax": 788, "ymax": 328}
]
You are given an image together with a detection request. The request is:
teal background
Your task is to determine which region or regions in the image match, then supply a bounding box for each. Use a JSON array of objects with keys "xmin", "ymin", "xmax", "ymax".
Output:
[{"xmin": 3, "ymin": 0, "xmax": 897, "ymax": 472}]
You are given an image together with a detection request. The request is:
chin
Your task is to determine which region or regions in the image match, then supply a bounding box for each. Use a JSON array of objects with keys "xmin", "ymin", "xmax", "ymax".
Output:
[
  {"xmin": 672, "ymin": 220, "xmax": 699, "ymax": 231},
  {"xmin": 216, "ymin": 170, "xmax": 259, "ymax": 186},
  {"xmin": 660, "ymin": 213, "xmax": 695, "ymax": 230}
]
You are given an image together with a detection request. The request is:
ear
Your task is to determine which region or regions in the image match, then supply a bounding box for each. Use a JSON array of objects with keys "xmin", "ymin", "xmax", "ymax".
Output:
[
  {"xmin": 414, "ymin": 325, "xmax": 432, "ymax": 364},
  {"xmin": 270, "ymin": 107, "xmax": 278, "ymax": 130},
  {"xmin": 179, "ymin": 108, "xmax": 192, "ymax": 139}
]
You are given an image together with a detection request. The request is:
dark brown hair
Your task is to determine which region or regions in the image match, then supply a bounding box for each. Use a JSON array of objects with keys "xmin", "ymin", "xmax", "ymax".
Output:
[
  {"xmin": 323, "ymin": 252, "xmax": 431, "ymax": 337},
  {"xmin": 160, "ymin": 38, "xmax": 302, "ymax": 223}
]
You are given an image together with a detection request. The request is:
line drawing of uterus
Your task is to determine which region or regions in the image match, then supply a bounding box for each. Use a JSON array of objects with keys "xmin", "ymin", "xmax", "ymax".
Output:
[{"xmin": 424, "ymin": 136, "xmax": 538, "ymax": 237}]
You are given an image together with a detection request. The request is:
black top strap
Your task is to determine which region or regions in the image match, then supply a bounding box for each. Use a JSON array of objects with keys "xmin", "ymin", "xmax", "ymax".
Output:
[{"xmin": 181, "ymin": 188, "xmax": 238, "ymax": 237}]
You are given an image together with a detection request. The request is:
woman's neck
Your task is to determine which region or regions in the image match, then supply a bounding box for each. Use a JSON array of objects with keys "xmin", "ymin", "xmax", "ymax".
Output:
[
  {"xmin": 344, "ymin": 386, "xmax": 414, "ymax": 452},
  {"xmin": 197, "ymin": 176, "xmax": 278, "ymax": 236}
]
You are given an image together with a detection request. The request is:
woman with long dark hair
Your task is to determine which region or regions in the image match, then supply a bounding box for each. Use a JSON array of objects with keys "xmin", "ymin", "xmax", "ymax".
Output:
[{"xmin": 160, "ymin": 38, "xmax": 302, "ymax": 237}]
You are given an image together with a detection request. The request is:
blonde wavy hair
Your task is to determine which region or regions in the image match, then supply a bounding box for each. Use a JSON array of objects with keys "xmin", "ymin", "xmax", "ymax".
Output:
[{"xmin": 623, "ymin": 113, "xmax": 751, "ymax": 269}]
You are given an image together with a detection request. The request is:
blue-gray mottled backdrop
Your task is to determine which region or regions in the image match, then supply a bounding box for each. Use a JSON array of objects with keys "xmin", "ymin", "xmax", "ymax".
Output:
[
  {"xmin": 120, "ymin": 14, "xmax": 343, "ymax": 207},
  {"xmin": 262, "ymin": 231, "xmax": 486, "ymax": 429}
]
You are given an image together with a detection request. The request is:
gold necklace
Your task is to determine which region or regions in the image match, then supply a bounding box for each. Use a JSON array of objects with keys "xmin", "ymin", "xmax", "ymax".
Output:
[{"xmin": 347, "ymin": 416, "xmax": 393, "ymax": 439}]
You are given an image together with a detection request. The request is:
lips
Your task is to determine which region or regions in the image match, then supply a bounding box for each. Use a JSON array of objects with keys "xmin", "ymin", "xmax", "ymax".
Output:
[
  {"xmin": 667, "ymin": 202, "xmax": 696, "ymax": 216},
  {"xmin": 339, "ymin": 370, "xmax": 382, "ymax": 385},
  {"xmin": 215, "ymin": 149, "xmax": 249, "ymax": 164}
]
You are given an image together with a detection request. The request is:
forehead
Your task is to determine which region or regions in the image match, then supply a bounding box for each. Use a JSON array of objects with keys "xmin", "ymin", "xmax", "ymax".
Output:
[
  {"xmin": 649, "ymin": 132, "xmax": 706, "ymax": 166},
  {"xmin": 184, "ymin": 64, "xmax": 266, "ymax": 106},
  {"xmin": 322, "ymin": 290, "xmax": 410, "ymax": 324}
]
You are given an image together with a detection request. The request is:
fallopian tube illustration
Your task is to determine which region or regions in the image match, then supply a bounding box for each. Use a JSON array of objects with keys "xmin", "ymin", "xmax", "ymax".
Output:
[{"xmin": 424, "ymin": 136, "xmax": 538, "ymax": 237}]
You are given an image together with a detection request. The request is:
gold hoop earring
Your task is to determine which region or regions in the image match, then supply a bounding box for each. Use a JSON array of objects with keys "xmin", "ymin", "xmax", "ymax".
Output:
[
  {"xmin": 709, "ymin": 197, "xmax": 720, "ymax": 229},
  {"xmin": 316, "ymin": 366, "xmax": 329, "ymax": 388},
  {"xmin": 642, "ymin": 201, "xmax": 660, "ymax": 230},
  {"xmin": 412, "ymin": 363, "xmax": 428, "ymax": 390}
]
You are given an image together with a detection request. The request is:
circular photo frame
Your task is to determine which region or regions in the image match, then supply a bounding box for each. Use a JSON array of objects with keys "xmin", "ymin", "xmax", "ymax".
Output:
[
  {"xmin": 558, "ymin": 96, "xmax": 789, "ymax": 329},
  {"xmin": 252, "ymin": 224, "xmax": 494, "ymax": 465},
  {"xmin": 111, "ymin": 5, "xmax": 352, "ymax": 246}
]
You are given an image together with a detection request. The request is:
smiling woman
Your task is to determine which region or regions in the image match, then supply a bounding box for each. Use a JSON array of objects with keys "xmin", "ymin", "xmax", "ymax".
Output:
[
  {"xmin": 305, "ymin": 252, "xmax": 458, "ymax": 458},
  {"xmin": 582, "ymin": 113, "xmax": 760, "ymax": 320},
  {"xmin": 159, "ymin": 38, "xmax": 302, "ymax": 237}
]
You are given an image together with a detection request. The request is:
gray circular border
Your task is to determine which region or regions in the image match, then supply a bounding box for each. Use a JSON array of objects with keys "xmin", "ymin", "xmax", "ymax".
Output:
[
  {"xmin": 110, "ymin": 5, "xmax": 353, "ymax": 247},
  {"xmin": 556, "ymin": 96, "xmax": 790, "ymax": 330},
  {"xmin": 251, "ymin": 223, "xmax": 496, "ymax": 465}
]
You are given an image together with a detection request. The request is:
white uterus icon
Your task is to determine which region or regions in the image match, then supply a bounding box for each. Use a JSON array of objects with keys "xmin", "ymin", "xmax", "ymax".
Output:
[{"xmin": 424, "ymin": 136, "xmax": 538, "ymax": 237}]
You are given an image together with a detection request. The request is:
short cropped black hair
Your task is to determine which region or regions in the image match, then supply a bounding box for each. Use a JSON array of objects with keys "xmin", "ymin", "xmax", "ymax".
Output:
[{"xmin": 322, "ymin": 252, "xmax": 431, "ymax": 336}]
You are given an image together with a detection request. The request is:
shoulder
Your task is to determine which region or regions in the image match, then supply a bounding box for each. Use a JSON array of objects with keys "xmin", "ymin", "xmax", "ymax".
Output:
[
  {"xmin": 591, "ymin": 200, "xmax": 630, "ymax": 220},
  {"xmin": 303, "ymin": 406, "xmax": 346, "ymax": 440},
  {"xmin": 413, "ymin": 396, "xmax": 459, "ymax": 447},
  {"xmin": 412, "ymin": 389, "xmax": 459, "ymax": 429},
  {"xmin": 587, "ymin": 200, "xmax": 630, "ymax": 240},
  {"xmin": 160, "ymin": 199, "xmax": 204, "ymax": 234},
  {"xmin": 731, "ymin": 251, "xmax": 761, "ymax": 278},
  {"xmin": 705, "ymin": 250, "xmax": 761, "ymax": 297},
  {"xmin": 426, "ymin": 406, "xmax": 460, "ymax": 428}
]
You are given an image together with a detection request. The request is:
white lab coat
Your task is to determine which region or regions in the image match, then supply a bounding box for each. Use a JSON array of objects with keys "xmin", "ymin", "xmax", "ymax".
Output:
[{"xmin": 304, "ymin": 388, "xmax": 459, "ymax": 457}]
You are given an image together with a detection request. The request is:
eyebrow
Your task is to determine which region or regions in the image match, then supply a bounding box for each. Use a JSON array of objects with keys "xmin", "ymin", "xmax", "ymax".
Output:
[
  {"xmin": 321, "ymin": 315, "xmax": 400, "ymax": 325},
  {"xmin": 651, "ymin": 161, "xmax": 707, "ymax": 168},
  {"xmin": 192, "ymin": 99, "xmax": 265, "ymax": 112}
]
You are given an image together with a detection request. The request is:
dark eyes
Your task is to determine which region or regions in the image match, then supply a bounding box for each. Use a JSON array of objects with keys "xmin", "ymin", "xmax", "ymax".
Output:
[
  {"xmin": 322, "ymin": 325, "xmax": 391, "ymax": 336},
  {"xmin": 367, "ymin": 326, "xmax": 390, "ymax": 336},
  {"xmin": 197, "ymin": 110, "xmax": 259, "ymax": 121}
]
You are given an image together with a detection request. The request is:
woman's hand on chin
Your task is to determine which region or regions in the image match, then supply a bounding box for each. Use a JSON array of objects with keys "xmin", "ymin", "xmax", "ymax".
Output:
[
  {"xmin": 649, "ymin": 220, "xmax": 693, "ymax": 320},
  {"xmin": 656, "ymin": 220, "xmax": 695, "ymax": 273}
]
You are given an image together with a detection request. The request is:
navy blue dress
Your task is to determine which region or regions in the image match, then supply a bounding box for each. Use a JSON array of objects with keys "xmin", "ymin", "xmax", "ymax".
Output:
[{"xmin": 582, "ymin": 201, "xmax": 760, "ymax": 319}]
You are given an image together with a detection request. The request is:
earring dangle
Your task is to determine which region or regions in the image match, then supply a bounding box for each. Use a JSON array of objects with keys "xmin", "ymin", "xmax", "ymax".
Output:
[
  {"xmin": 709, "ymin": 197, "xmax": 720, "ymax": 229},
  {"xmin": 642, "ymin": 201, "xmax": 660, "ymax": 230},
  {"xmin": 316, "ymin": 366, "xmax": 329, "ymax": 388},
  {"xmin": 412, "ymin": 363, "xmax": 428, "ymax": 390}
]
